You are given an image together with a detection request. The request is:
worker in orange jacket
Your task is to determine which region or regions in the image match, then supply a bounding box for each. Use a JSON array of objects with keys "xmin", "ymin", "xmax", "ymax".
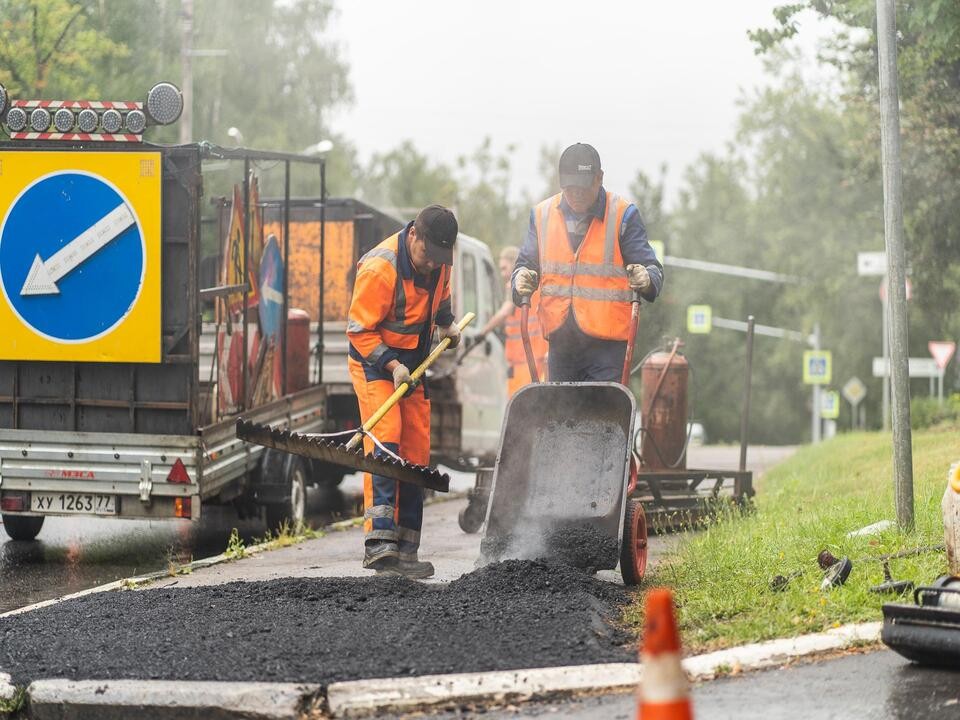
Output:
[
  {"xmin": 346, "ymin": 205, "xmax": 460, "ymax": 579},
  {"xmin": 472, "ymin": 246, "xmax": 548, "ymax": 396},
  {"xmin": 512, "ymin": 143, "xmax": 662, "ymax": 381}
]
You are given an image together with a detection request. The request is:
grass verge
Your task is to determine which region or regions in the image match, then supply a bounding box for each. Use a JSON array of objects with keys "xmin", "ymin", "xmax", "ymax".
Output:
[{"xmin": 626, "ymin": 423, "xmax": 957, "ymax": 654}]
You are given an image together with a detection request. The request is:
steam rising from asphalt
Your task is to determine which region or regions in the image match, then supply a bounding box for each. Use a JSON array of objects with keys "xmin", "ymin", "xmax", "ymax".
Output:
[{"xmin": 479, "ymin": 384, "xmax": 632, "ymax": 570}]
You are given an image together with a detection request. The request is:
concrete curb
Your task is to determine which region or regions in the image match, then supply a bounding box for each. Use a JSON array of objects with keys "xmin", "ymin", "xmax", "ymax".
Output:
[
  {"xmin": 326, "ymin": 620, "xmax": 883, "ymax": 716},
  {"xmin": 26, "ymin": 679, "xmax": 320, "ymax": 720},
  {"xmin": 0, "ymin": 621, "xmax": 883, "ymax": 718},
  {"xmin": 326, "ymin": 663, "xmax": 642, "ymax": 717}
]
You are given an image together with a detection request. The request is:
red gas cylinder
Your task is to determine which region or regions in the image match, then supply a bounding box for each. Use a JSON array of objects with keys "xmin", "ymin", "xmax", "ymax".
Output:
[
  {"xmin": 640, "ymin": 345, "xmax": 689, "ymax": 471},
  {"xmin": 285, "ymin": 309, "xmax": 311, "ymax": 393}
]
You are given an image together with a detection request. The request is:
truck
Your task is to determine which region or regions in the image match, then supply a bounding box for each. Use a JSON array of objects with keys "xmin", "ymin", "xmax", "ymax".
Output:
[
  {"xmin": 0, "ymin": 131, "xmax": 508, "ymax": 541},
  {"xmin": 260, "ymin": 197, "xmax": 509, "ymax": 476}
]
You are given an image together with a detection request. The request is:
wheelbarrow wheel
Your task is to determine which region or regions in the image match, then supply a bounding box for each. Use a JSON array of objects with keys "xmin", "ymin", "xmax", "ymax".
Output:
[
  {"xmin": 620, "ymin": 499, "xmax": 648, "ymax": 586},
  {"xmin": 458, "ymin": 503, "xmax": 484, "ymax": 534}
]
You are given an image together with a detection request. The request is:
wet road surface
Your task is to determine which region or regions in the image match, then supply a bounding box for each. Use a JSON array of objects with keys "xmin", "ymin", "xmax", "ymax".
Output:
[
  {"xmin": 0, "ymin": 484, "xmax": 357, "ymax": 614},
  {"xmin": 406, "ymin": 649, "xmax": 960, "ymax": 719}
]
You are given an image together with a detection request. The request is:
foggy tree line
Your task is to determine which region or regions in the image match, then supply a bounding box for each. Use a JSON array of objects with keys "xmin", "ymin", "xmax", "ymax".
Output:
[{"xmin": 1, "ymin": 0, "xmax": 958, "ymax": 442}]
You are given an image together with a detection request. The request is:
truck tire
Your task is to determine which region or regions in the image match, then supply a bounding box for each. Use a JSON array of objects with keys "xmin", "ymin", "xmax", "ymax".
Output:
[
  {"xmin": 264, "ymin": 456, "xmax": 307, "ymax": 531},
  {"xmin": 2, "ymin": 514, "xmax": 45, "ymax": 541}
]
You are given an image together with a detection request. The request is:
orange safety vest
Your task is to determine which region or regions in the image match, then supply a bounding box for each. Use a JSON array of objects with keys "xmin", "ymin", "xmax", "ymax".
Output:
[
  {"xmin": 347, "ymin": 232, "xmax": 451, "ymax": 365},
  {"xmin": 535, "ymin": 192, "xmax": 633, "ymax": 342},
  {"xmin": 504, "ymin": 296, "xmax": 548, "ymax": 365}
]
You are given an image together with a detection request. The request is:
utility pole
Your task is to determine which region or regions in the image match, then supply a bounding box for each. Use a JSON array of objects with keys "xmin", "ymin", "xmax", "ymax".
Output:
[
  {"xmin": 877, "ymin": 0, "xmax": 914, "ymax": 530},
  {"xmin": 180, "ymin": 0, "xmax": 193, "ymax": 144}
]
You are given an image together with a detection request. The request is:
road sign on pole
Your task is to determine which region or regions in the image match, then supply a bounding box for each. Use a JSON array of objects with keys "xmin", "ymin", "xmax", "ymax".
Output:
[
  {"xmin": 803, "ymin": 350, "xmax": 832, "ymax": 385},
  {"xmin": 821, "ymin": 391, "xmax": 840, "ymax": 420},
  {"xmin": 842, "ymin": 377, "xmax": 867, "ymax": 406},
  {"xmin": 686, "ymin": 305, "xmax": 712, "ymax": 334},
  {"xmin": 928, "ymin": 341, "xmax": 956, "ymax": 371},
  {"xmin": 857, "ymin": 251, "xmax": 887, "ymax": 276},
  {"xmin": 649, "ymin": 240, "xmax": 664, "ymax": 264},
  {"xmin": 872, "ymin": 357, "xmax": 940, "ymax": 378}
]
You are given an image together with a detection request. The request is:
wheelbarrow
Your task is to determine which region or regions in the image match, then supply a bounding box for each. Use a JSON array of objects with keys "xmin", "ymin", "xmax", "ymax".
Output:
[{"xmin": 477, "ymin": 294, "xmax": 649, "ymax": 586}]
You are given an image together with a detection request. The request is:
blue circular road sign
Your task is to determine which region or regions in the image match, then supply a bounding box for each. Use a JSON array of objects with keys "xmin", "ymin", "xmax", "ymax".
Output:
[{"xmin": 0, "ymin": 171, "xmax": 145, "ymax": 342}]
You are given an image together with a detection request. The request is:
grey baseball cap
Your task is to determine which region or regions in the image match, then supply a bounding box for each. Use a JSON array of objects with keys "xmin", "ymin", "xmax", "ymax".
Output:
[{"xmin": 559, "ymin": 143, "xmax": 602, "ymax": 188}]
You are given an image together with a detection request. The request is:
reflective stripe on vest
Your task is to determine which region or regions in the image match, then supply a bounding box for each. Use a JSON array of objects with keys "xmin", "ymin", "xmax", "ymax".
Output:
[
  {"xmin": 536, "ymin": 192, "xmax": 632, "ymax": 341},
  {"xmin": 355, "ymin": 234, "xmax": 446, "ymax": 351}
]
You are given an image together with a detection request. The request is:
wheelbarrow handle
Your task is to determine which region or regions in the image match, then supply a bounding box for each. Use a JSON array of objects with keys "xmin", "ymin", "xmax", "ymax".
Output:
[
  {"xmin": 621, "ymin": 291, "xmax": 642, "ymax": 386},
  {"xmin": 519, "ymin": 296, "xmax": 540, "ymax": 384},
  {"xmin": 345, "ymin": 312, "xmax": 476, "ymax": 450}
]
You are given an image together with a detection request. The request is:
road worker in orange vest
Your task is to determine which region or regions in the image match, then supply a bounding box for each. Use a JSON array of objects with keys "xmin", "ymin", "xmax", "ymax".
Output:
[
  {"xmin": 512, "ymin": 143, "xmax": 662, "ymax": 381},
  {"xmin": 470, "ymin": 246, "xmax": 548, "ymax": 396},
  {"xmin": 346, "ymin": 205, "xmax": 460, "ymax": 579}
]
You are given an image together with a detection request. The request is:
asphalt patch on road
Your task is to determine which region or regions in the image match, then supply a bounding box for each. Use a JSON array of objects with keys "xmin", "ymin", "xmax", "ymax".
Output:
[
  {"xmin": 0, "ymin": 560, "xmax": 634, "ymax": 685},
  {"xmin": 480, "ymin": 523, "xmax": 620, "ymax": 570}
]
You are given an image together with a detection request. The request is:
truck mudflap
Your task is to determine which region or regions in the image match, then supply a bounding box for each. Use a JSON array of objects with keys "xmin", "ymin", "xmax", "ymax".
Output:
[{"xmin": 0, "ymin": 428, "xmax": 200, "ymax": 520}]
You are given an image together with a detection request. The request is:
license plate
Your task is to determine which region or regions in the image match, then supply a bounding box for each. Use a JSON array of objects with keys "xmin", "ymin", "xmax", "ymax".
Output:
[{"xmin": 31, "ymin": 492, "xmax": 117, "ymax": 515}]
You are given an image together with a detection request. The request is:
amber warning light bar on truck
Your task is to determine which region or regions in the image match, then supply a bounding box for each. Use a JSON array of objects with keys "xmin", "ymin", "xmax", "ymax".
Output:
[{"xmin": 0, "ymin": 82, "xmax": 182, "ymax": 143}]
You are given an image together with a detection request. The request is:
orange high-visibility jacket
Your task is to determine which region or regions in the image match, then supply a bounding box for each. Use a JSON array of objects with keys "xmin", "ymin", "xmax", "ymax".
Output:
[
  {"xmin": 347, "ymin": 232, "xmax": 451, "ymax": 368},
  {"xmin": 504, "ymin": 296, "xmax": 548, "ymax": 365},
  {"xmin": 535, "ymin": 192, "xmax": 633, "ymax": 341}
]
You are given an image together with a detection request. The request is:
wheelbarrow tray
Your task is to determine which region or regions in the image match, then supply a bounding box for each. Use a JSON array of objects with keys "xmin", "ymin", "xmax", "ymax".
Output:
[{"xmin": 481, "ymin": 382, "xmax": 636, "ymax": 570}]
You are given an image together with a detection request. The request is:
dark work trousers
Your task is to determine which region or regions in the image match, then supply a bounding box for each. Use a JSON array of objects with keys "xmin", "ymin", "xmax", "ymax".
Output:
[{"xmin": 546, "ymin": 316, "xmax": 627, "ymax": 382}]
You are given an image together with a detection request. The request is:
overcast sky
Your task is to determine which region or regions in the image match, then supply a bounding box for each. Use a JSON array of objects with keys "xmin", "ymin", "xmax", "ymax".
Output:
[{"xmin": 329, "ymin": 1, "xmax": 836, "ymax": 206}]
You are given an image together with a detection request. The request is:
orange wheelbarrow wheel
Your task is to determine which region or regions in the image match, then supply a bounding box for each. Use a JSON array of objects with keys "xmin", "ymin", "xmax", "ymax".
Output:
[{"xmin": 620, "ymin": 498, "xmax": 648, "ymax": 586}]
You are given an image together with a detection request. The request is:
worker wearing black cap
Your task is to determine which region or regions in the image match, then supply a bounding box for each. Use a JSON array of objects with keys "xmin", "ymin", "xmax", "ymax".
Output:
[
  {"xmin": 512, "ymin": 143, "xmax": 662, "ymax": 381},
  {"xmin": 347, "ymin": 205, "xmax": 460, "ymax": 578}
]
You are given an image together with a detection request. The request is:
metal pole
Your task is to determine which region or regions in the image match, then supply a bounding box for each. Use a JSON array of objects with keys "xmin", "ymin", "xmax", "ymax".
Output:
[
  {"xmin": 812, "ymin": 323, "xmax": 821, "ymax": 444},
  {"xmin": 939, "ymin": 370, "xmax": 944, "ymax": 405},
  {"xmin": 317, "ymin": 161, "xmax": 326, "ymax": 384},
  {"xmin": 241, "ymin": 158, "xmax": 250, "ymax": 411},
  {"xmin": 877, "ymin": 0, "xmax": 914, "ymax": 530},
  {"xmin": 738, "ymin": 316, "xmax": 755, "ymax": 472},
  {"xmin": 179, "ymin": 0, "xmax": 193, "ymax": 144},
  {"xmin": 281, "ymin": 160, "xmax": 290, "ymax": 396},
  {"xmin": 881, "ymin": 280, "xmax": 890, "ymax": 430}
]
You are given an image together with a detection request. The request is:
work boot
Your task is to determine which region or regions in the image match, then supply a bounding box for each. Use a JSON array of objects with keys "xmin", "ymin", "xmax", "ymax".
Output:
[
  {"xmin": 396, "ymin": 556, "xmax": 435, "ymax": 579},
  {"xmin": 362, "ymin": 541, "xmax": 399, "ymax": 571}
]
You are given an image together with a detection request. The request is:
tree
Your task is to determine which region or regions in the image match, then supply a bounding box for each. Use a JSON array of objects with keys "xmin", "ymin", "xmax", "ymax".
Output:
[{"xmin": 0, "ymin": 0, "xmax": 126, "ymax": 98}]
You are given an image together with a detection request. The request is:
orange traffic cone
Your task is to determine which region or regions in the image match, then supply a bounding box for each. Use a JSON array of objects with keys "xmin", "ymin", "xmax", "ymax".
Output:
[{"xmin": 637, "ymin": 588, "xmax": 693, "ymax": 720}]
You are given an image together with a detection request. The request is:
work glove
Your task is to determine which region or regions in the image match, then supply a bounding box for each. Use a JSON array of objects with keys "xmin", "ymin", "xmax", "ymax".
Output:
[
  {"xmin": 626, "ymin": 264, "xmax": 651, "ymax": 293},
  {"xmin": 438, "ymin": 323, "xmax": 461, "ymax": 349},
  {"xmin": 515, "ymin": 268, "xmax": 539, "ymax": 297},
  {"xmin": 392, "ymin": 363, "xmax": 417, "ymax": 392}
]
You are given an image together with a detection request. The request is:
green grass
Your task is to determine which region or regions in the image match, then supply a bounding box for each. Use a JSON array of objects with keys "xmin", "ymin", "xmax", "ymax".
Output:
[{"xmin": 626, "ymin": 423, "xmax": 957, "ymax": 654}]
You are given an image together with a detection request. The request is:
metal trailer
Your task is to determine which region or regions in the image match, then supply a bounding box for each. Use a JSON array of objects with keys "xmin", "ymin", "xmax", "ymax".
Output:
[{"xmin": 0, "ymin": 142, "xmax": 332, "ymax": 540}]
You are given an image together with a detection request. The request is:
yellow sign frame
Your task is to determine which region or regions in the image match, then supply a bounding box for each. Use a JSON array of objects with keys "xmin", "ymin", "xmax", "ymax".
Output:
[
  {"xmin": 687, "ymin": 305, "xmax": 712, "ymax": 335},
  {"xmin": 0, "ymin": 151, "xmax": 162, "ymax": 362},
  {"xmin": 803, "ymin": 350, "xmax": 832, "ymax": 385}
]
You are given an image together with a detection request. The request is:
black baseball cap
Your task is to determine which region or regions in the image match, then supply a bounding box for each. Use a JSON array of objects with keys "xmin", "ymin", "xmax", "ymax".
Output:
[
  {"xmin": 415, "ymin": 204, "xmax": 458, "ymax": 265},
  {"xmin": 559, "ymin": 143, "xmax": 602, "ymax": 188}
]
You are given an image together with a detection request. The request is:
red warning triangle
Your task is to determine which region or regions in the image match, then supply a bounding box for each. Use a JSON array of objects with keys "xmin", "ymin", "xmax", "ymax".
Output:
[{"xmin": 928, "ymin": 341, "xmax": 956, "ymax": 371}]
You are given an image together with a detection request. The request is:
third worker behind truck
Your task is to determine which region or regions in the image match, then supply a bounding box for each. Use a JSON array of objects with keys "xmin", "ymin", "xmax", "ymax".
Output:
[
  {"xmin": 512, "ymin": 143, "xmax": 663, "ymax": 382},
  {"xmin": 471, "ymin": 245, "xmax": 548, "ymax": 396}
]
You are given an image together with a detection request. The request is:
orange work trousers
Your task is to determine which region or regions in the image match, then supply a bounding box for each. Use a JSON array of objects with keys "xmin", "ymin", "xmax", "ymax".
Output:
[{"xmin": 348, "ymin": 358, "xmax": 430, "ymax": 560}]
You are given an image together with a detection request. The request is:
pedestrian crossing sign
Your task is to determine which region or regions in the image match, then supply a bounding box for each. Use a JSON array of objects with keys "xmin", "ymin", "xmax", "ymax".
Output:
[
  {"xmin": 821, "ymin": 391, "xmax": 840, "ymax": 419},
  {"xmin": 803, "ymin": 350, "xmax": 832, "ymax": 385},
  {"xmin": 686, "ymin": 305, "xmax": 712, "ymax": 334},
  {"xmin": 649, "ymin": 240, "xmax": 664, "ymax": 264}
]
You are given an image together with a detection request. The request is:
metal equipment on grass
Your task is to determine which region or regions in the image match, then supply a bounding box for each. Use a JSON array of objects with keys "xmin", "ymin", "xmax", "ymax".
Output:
[
  {"xmin": 882, "ymin": 575, "xmax": 960, "ymax": 667},
  {"xmin": 478, "ymin": 295, "xmax": 647, "ymax": 585},
  {"xmin": 237, "ymin": 313, "xmax": 475, "ymax": 491}
]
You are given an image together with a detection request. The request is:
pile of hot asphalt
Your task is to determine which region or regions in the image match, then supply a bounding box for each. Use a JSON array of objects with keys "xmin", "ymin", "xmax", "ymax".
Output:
[{"xmin": 0, "ymin": 560, "xmax": 634, "ymax": 685}]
